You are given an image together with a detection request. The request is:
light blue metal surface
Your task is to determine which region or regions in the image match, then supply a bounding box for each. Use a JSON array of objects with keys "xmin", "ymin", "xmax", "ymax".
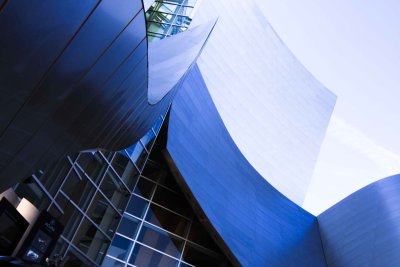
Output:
[
  {"xmin": 318, "ymin": 174, "xmax": 400, "ymax": 267},
  {"xmin": 148, "ymin": 18, "xmax": 217, "ymax": 104},
  {"xmin": 191, "ymin": 1, "xmax": 336, "ymax": 204},
  {"xmin": 167, "ymin": 65, "xmax": 326, "ymax": 267}
]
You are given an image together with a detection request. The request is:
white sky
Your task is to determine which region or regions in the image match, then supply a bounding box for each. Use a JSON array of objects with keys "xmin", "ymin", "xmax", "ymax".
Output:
[{"xmin": 257, "ymin": 1, "xmax": 400, "ymax": 215}]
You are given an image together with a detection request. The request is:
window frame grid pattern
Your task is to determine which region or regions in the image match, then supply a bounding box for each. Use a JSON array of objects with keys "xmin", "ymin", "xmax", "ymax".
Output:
[
  {"xmin": 104, "ymin": 151, "xmax": 230, "ymax": 267},
  {"xmin": 19, "ymin": 111, "xmax": 168, "ymax": 266},
  {"xmin": 146, "ymin": 0, "xmax": 196, "ymax": 42}
]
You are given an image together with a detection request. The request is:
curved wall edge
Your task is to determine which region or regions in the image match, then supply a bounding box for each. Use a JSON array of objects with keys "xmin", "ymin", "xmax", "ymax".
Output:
[
  {"xmin": 0, "ymin": 0, "xmax": 173, "ymax": 191},
  {"xmin": 191, "ymin": 0, "xmax": 336, "ymax": 205},
  {"xmin": 148, "ymin": 18, "xmax": 217, "ymax": 105},
  {"xmin": 318, "ymin": 174, "xmax": 400, "ymax": 267},
  {"xmin": 166, "ymin": 64, "xmax": 326, "ymax": 267}
]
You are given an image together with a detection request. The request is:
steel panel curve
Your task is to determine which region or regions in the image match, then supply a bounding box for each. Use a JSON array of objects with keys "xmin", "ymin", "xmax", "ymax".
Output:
[
  {"xmin": 0, "ymin": 0, "xmax": 204, "ymax": 191},
  {"xmin": 167, "ymin": 65, "xmax": 326, "ymax": 267},
  {"xmin": 191, "ymin": 1, "xmax": 336, "ymax": 205},
  {"xmin": 318, "ymin": 174, "xmax": 400, "ymax": 267}
]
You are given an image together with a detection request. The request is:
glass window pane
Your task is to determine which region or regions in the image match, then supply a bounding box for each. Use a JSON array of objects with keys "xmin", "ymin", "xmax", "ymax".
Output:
[
  {"xmin": 145, "ymin": 204, "xmax": 190, "ymax": 237},
  {"xmin": 53, "ymin": 193, "xmax": 83, "ymax": 241},
  {"xmin": 152, "ymin": 186, "xmax": 192, "ymax": 218},
  {"xmin": 72, "ymin": 218, "xmax": 110, "ymax": 264},
  {"xmin": 182, "ymin": 244, "xmax": 224, "ymax": 267},
  {"xmin": 62, "ymin": 168, "xmax": 96, "ymax": 211},
  {"xmin": 76, "ymin": 152, "xmax": 107, "ymax": 184},
  {"xmin": 158, "ymin": 172, "xmax": 181, "ymax": 192},
  {"xmin": 138, "ymin": 223, "xmax": 184, "ymax": 258},
  {"xmin": 86, "ymin": 192, "xmax": 120, "ymax": 235},
  {"xmin": 100, "ymin": 170, "xmax": 130, "ymax": 213},
  {"xmin": 108, "ymin": 235, "xmax": 133, "ymax": 261},
  {"xmin": 129, "ymin": 243, "xmax": 179, "ymax": 267},
  {"xmin": 142, "ymin": 160, "xmax": 166, "ymax": 182},
  {"xmin": 140, "ymin": 129, "xmax": 156, "ymax": 151},
  {"xmin": 111, "ymin": 152, "xmax": 140, "ymax": 190},
  {"xmin": 152, "ymin": 117, "xmax": 163, "ymax": 134},
  {"xmin": 125, "ymin": 142, "xmax": 148, "ymax": 171},
  {"xmin": 147, "ymin": 21, "xmax": 171, "ymax": 35},
  {"xmin": 101, "ymin": 256, "xmax": 125, "ymax": 267},
  {"xmin": 188, "ymin": 222, "xmax": 221, "ymax": 252},
  {"xmin": 125, "ymin": 195, "xmax": 149, "ymax": 219},
  {"xmin": 134, "ymin": 178, "xmax": 156, "ymax": 199},
  {"xmin": 63, "ymin": 246, "xmax": 93, "ymax": 267},
  {"xmin": 117, "ymin": 214, "xmax": 140, "ymax": 238}
]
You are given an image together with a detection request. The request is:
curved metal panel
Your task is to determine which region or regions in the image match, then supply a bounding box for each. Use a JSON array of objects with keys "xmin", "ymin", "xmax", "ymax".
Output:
[
  {"xmin": 318, "ymin": 174, "xmax": 400, "ymax": 267},
  {"xmin": 167, "ymin": 65, "xmax": 326, "ymax": 267},
  {"xmin": 191, "ymin": 1, "xmax": 336, "ymax": 205},
  {"xmin": 147, "ymin": 19, "xmax": 217, "ymax": 105},
  {"xmin": 0, "ymin": 0, "xmax": 197, "ymax": 192}
]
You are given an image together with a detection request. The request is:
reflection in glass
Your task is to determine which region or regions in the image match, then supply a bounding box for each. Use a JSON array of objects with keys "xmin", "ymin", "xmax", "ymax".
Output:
[
  {"xmin": 138, "ymin": 223, "xmax": 184, "ymax": 258},
  {"xmin": 117, "ymin": 214, "xmax": 140, "ymax": 238},
  {"xmin": 72, "ymin": 218, "xmax": 110, "ymax": 264},
  {"xmin": 76, "ymin": 152, "xmax": 107, "ymax": 184},
  {"xmin": 62, "ymin": 168, "xmax": 95, "ymax": 210},
  {"xmin": 129, "ymin": 243, "xmax": 179, "ymax": 267},
  {"xmin": 108, "ymin": 235, "xmax": 133, "ymax": 261},
  {"xmin": 134, "ymin": 178, "xmax": 156, "ymax": 199},
  {"xmin": 145, "ymin": 204, "xmax": 190, "ymax": 237},
  {"xmin": 100, "ymin": 170, "xmax": 129, "ymax": 212},
  {"xmin": 140, "ymin": 129, "xmax": 156, "ymax": 151},
  {"xmin": 125, "ymin": 195, "xmax": 149, "ymax": 219}
]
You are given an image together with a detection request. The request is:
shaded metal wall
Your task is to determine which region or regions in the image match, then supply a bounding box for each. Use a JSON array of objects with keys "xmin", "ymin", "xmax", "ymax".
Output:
[
  {"xmin": 0, "ymin": 0, "xmax": 173, "ymax": 191},
  {"xmin": 318, "ymin": 174, "xmax": 400, "ymax": 267},
  {"xmin": 167, "ymin": 65, "xmax": 326, "ymax": 267}
]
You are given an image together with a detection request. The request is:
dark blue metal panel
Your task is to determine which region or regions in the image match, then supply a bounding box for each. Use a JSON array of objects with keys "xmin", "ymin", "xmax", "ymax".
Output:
[
  {"xmin": 318, "ymin": 174, "xmax": 400, "ymax": 267},
  {"xmin": 0, "ymin": 0, "xmax": 150, "ymax": 191},
  {"xmin": 167, "ymin": 65, "xmax": 326, "ymax": 267},
  {"xmin": 0, "ymin": 1, "xmax": 216, "ymax": 193}
]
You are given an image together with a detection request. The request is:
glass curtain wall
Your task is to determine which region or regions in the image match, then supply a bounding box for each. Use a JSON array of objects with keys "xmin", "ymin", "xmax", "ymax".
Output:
[
  {"xmin": 11, "ymin": 112, "xmax": 168, "ymax": 266},
  {"xmin": 146, "ymin": 0, "xmax": 197, "ymax": 42},
  {"xmin": 103, "ymin": 119, "xmax": 232, "ymax": 267}
]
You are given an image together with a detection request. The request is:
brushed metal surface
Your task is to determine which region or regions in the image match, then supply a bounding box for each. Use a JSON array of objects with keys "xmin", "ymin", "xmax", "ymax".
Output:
[
  {"xmin": 191, "ymin": 1, "xmax": 336, "ymax": 205},
  {"xmin": 167, "ymin": 65, "xmax": 326, "ymax": 267},
  {"xmin": 0, "ymin": 0, "xmax": 211, "ymax": 192},
  {"xmin": 318, "ymin": 174, "xmax": 400, "ymax": 267}
]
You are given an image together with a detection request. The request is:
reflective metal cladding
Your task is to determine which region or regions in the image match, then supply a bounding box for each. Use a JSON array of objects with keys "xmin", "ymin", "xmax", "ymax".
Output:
[
  {"xmin": 167, "ymin": 65, "xmax": 327, "ymax": 267},
  {"xmin": 191, "ymin": 0, "xmax": 337, "ymax": 205},
  {"xmin": 318, "ymin": 174, "xmax": 400, "ymax": 267},
  {"xmin": 0, "ymin": 0, "xmax": 211, "ymax": 192}
]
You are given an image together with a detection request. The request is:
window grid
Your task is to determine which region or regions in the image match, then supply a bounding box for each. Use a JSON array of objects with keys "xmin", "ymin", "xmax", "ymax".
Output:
[
  {"xmin": 19, "ymin": 111, "xmax": 169, "ymax": 266},
  {"xmin": 104, "ymin": 128, "xmax": 231, "ymax": 267},
  {"xmin": 146, "ymin": 0, "xmax": 195, "ymax": 42}
]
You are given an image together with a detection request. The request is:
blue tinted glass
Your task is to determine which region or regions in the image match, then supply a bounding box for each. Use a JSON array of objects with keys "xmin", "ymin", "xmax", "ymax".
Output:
[
  {"xmin": 101, "ymin": 256, "xmax": 125, "ymax": 267},
  {"xmin": 140, "ymin": 129, "xmax": 156, "ymax": 151},
  {"xmin": 117, "ymin": 215, "xmax": 140, "ymax": 238},
  {"xmin": 152, "ymin": 116, "xmax": 163, "ymax": 134},
  {"xmin": 129, "ymin": 243, "xmax": 179, "ymax": 267},
  {"xmin": 126, "ymin": 195, "xmax": 149, "ymax": 218},
  {"xmin": 125, "ymin": 142, "xmax": 147, "ymax": 170},
  {"xmin": 138, "ymin": 223, "xmax": 184, "ymax": 258},
  {"xmin": 108, "ymin": 235, "xmax": 133, "ymax": 261}
]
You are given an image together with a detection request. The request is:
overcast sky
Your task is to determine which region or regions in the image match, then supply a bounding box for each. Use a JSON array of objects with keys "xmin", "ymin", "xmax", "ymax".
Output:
[{"xmin": 257, "ymin": 0, "xmax": 400, "ymax": 215}]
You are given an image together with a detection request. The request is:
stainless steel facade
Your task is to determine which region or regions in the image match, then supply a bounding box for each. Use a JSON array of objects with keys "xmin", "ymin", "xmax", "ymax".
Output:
[
  {"xmin": 318, "ymin": 174, "xmax": 400, "ymax": 267},
  {"xmin": 191, "ymin": 0, "xmax": 336, "ymax": 205}
]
